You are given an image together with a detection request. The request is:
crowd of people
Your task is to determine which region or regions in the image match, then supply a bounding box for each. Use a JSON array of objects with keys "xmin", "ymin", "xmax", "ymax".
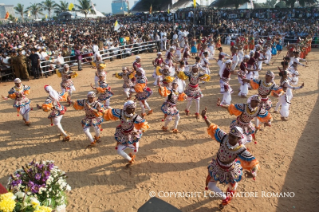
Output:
[{"xmin": 0, "ymin": 8, "xmax": 314, "ymax": 210}]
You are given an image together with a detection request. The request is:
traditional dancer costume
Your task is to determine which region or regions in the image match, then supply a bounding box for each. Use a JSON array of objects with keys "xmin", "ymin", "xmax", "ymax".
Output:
[
  {"xmin": 238, "ymin": 55, "xmax": 252, "ymax": 97},
  {"xmin": 160, "ymin": 80, "xmax": 186, "ymax": 133},
  {"xmin": 103, "ymin": 100, "xmax": 150, "ymax": 164},
  {"xmin": 202, "ymin": 114, "xmax": 259, "ymax": 209},
  {"xmin": 72, "ymin": 91, "xmax": 104, "ymax": 148},
  {"xmin": 275, "ymin": 70, "xmax": 304, "ymax": 121},
  {"xmin": 3, "ymin": 78, "xmax": 31, "ymax": 126},
  {"xmin": 39, "ymin": 85, "xmax": 69, "ymax": 141},
  {"xmin": 220, "ymin": 95, "xmax": 272, "ymax": 143},
  {"xmin": 93, "ymin": 72, "xmax": 113, "ymax": 109},
  {"xmin": 152, "ymin": 52, "xmax": 164, "ymax": 85},
  {"xmin": 175, "ymin": 62, "xmax": 187, "ymax": 93},
  {"xmin": 114, "ymin": 67, "xmax": 135, "ymax": 99},
  {"xmin": 57, "ymin": 64, "xmax": 77, "ymax": 104},
  {"xmin": 157, "ymin": 65, "xmax": 175, "ymax": 97},
  {"xmin": 94, "ymin": 56, "xmax": 106, "ymax": 87},
  {"xmin": 200, "ymin": 52, "xmax": 211, "ymax": 75},
  {"xmin": 132, "ymin": 68, "xmax": 153, "ymax": 117},
  {"xmin": 247, "ymin": 71, "xmax": 281, "ymax": 129},
  {"xmin": 177, "ymin": 64, "xmax": 210, "ymax": 119},
  {"xmin": 288, "ymin": 63, "xmax": 300, "ymax": 85},
  {"xmin": 220, "ymin": 60, "xmax": 234, "ymax": 105}
]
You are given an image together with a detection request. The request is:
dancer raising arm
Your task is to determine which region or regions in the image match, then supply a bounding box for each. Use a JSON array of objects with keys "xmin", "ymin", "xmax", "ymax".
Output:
[
  {"xmin": 2, "ymin": 78, "xmax": 32, "ymax": 126},
  {"xmin": 201, "ymin": 107, "xmax": 259, "ymax": 209}
]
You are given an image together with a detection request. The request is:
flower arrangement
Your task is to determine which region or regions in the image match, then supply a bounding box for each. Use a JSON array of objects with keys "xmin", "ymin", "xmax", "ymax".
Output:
[{"xmin": 5, "ymin": 160, "xmax": 71, "ymax": 212}]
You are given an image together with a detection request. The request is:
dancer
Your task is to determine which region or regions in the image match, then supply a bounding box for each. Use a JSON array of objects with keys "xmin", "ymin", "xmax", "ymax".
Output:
[
  {"xmin": 37, "ymin": 85, "xmax": 70, "ymax": 141},
  {"xmin": 57, "ymin": 64, "xmax": 77, "ymax": 105},
  {"xmin": 113, "ymin": 67, "xmax": 135, "ymax": 99},
  {"xmin": 288, "ymin": 62, "xmax": 300, "ymax": 85},
  {"xmin": 157, "ymin": 65, "xmax": 175, "ymax": 97},
  {"xmin": 201, "ymin": 52, "xmax": 211, "ymax": 75},
  {"xmin": 2, "ymin": 78, "xmax": 31, "ymax": 126},
  {"xmin": 176, "ymin": 64, "xmax": 210, "ymax": 119},
  {"xmin": 131, "ymin": 68, "xmax": 153, "ymax": 117},
  {"xmin": 201, "ymin": 108, "xmax": 259, "ymax": 209},
  {"xmin": 103, "ymin": 100, "xmax": 150, "ymax": 165},
  {"xmin": 175, "ymin": 61, "xmax": 186, "ymax": 93},
  {"xmin": 238, "ymin": 55, "xmax": 255, "ymax": 98},
  {"xmin": 219, "ymin": 60, "xmax": 238, "ymax": 105},
  {"xmin": 152, "ymin": 52, "xmax": 164, "ymax": 86},
  {"xmin": 94, "ymin": 55, "xmax": 106, "ymax": 87},
  {"xmin": 159, "ymin": 80, "xmax": 186, "ymax": 133},
  {"xmin": 217, "ymin": 95, "xmax": 272, "ymax": 143},
  {"xmin": 242, "ymin": 71, "xmax": 281, "ymax": 129},
  {"xmin": 274, "ymin": 70, "xmax": 304, "ymax": 121},
  {"xmin": 91, "ymin": 72, "xmax": 113, "ymax": 109},
  {"xmin": 71, "ymin": 91, "xmax": 104, "ymax": 148}
]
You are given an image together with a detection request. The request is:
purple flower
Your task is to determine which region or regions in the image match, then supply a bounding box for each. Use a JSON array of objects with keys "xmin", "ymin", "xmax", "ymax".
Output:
[
  {"xmin": 35, "ymin": 173, "xmax": 41, "ymax": 181},
  {"xmin": 31, "ymin": 184, "xmax": 40, "ymax": 193},
  {"xmin": 12, "ymin": 180, "xmax": 22, "ymax": 187},
  {"xmin": 15, "ymin": 174, "xmax": 21, "ymax": 178},
  {"xmin": 28, "ymin": 181, "xmax": 35, "ymax": 188},
  {"xmin": 44, "ymin": 171, "xmax": 50, "ymax": 177},
  {"xmin": 48, "ymin": 163, "xmax": 54, "ymax": 170}
]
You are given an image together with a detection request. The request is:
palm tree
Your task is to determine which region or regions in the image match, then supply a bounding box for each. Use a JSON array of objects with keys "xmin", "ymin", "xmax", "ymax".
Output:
[
  {"xmin": 54, "ymin": 1, "xmax": 69, "ymax": 15},
  {"xmin": 27, "ymin": 3, "xmax": 44, "ymax": 20},
  {"xmin": 75, "ymin": 0, "xmax": 96, "ymax": 18},
  {"xmin": 14, "ymin": 3, "xmax": 25, "ymax": 22},
  {"xmin": 41, "ymin": 0, "xmax": 56, "ymax": 18}
]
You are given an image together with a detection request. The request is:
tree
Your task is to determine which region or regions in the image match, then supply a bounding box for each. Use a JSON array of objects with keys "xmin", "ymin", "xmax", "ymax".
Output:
[
  {"xmin": 41, "ymin": 0, "xmax": 56, "ymax": 18},
  {"xmin": 75, "ymin": 0, "xmax": 96, "ymax": 18},
  {"xmin": 210, "ymin": 0, "xmax": 250, "ymax": 9},
  {"xmin": 27, "ymin": 3, "xmax": 44, "ymax": 20},
  {"xmin": 54, "ymin": 1, "xmax": 69, "ymax": 15},
  {"xmin": 14, "ymin": 3, "xmax": 25, "ymax": 22}
]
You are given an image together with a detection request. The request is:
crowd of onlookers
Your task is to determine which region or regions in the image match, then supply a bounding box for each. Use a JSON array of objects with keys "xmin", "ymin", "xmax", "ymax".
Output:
[{"xmin": 0, "ymin": 7, "xmax": 318, "ymax": 81}]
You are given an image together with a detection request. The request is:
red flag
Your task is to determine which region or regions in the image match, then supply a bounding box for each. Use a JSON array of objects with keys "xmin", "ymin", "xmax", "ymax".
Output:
[{"xmin": 5, "ymin": 11, "xmax": 9, "ymax": 20}]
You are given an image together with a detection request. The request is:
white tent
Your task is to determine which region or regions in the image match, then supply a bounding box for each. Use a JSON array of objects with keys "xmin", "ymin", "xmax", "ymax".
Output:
[{"xmin": 72, "ymin": 1, "xmax": 105, "ymax": 18}]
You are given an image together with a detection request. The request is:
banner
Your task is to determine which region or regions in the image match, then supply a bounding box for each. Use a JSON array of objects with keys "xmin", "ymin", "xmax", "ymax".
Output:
[{"xmin": 5, "ymin": 11, "xmax": 9, "ymax": 20}]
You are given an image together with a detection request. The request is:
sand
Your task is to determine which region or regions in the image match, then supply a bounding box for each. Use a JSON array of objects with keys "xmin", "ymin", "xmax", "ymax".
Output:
[{"xmin": 0, "ymin": 45, "xmax": 318, "ymax": 212}]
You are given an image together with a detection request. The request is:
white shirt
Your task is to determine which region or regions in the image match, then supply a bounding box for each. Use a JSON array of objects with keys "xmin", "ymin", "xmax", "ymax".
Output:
[{"xmin": 93, "ymin": 44, "xmax": 99, "ymax": 53}]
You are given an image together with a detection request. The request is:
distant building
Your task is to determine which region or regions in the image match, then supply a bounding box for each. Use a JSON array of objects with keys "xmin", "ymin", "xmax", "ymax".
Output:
[
  {"xmin": 112, "ymin": 0, "xmax": 129, "ymax": 15},
  {"xmin": 0, "ymin": 3, "xmax": 15, "ymax": 19}
]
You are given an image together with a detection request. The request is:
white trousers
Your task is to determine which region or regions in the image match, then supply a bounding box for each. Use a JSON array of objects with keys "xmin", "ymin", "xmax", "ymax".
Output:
[
  {"xmin": 83, "ymin": 125, "xmax": 100, "ymax": 143},
  {"xmin": 231, "ymin": 61, "xmax": 238, "ymax": 71},
  {"xmin": 186, "ymin": 97, "xmax": 200, "ymax": 113},
  {"xmin": 117, "ymin": 142, "xmax": 139, "ymax": 161},
  {"xmin": 222, "ymin": 91, "xmax": 232, "ymax": 105},
  {"xmin": 238, "ymin": 83, "xmax": 249, "ymax": 97},
  {"xmin": 139, "ymin": 101, "xmax": 151, "ymax": 114},
  {"xmin": 164, "ymin": 114, "xmax": 180, "ymax": 129},
  {"xmin": 275, "ymin": 94, "xmax": 291, "ymax": 117},
  {"xmin": 62, "ymin": 85, "xmax": 75, "ymax": 97},
  {"xmin": 124, "ymin": 88, "xmax": 135, "ymax": 98},
  {"xmin": 53, "ymin": 115, "xmax": 67, "ymax": 136},
  {"xmin": 20, "ymin": 104, "xmax": 30, "ymax": 121},
  {"xmin": 207, "ymin": 181, "xmax": 238, "ymax": 200}
]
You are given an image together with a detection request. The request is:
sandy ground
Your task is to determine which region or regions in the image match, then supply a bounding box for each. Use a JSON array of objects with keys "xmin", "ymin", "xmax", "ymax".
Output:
[{"xmin": 0, "ymin": 45, "xmax": 319, "ymax": 212}]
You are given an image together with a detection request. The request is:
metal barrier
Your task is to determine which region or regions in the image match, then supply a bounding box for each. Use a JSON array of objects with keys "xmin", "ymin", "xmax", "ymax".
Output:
[{"xmin": 39, "ymin": 41, "xmax": 158, "ymax": 75}]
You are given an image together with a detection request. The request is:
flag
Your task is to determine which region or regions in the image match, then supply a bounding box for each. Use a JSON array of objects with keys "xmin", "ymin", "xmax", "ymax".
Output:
[
  {"xmin": 149, "ymin": 4, "xmax": 152, "ymax": 14},
  {"xmin": 4, "ymin": 11, "xmax": 9, "ymax": 19},
  {"xmin": 68, "ymin": 3, "xmax": 74, "ymax": 11},
  {"xmin": 193, "ymin": 0, "xmax": 196, "ymax": 8},
  {"xmin": 15, "ymin": 18, "xmax": 18, "ymax": 22},
  {"xmin": 28, "ymin": 11, "xmax": 31, "ymax": 17},
  {"xmin": 45, "ymin": 14, "xmax": 48, "ymax": 19},
  {"xmin": 167, "ymin": 5, "xmax": 170, "ymax": 14},
  {"xmin": 114, "ymin": 20, "xmax": 120, "ymax": 31}
]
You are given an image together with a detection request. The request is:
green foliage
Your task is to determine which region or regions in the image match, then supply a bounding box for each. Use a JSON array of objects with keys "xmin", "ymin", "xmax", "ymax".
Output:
[
  {"xmin": 27, "ymin": 3, "xmax": 44, "ymax": 19},
  {"xmin": 41, "ymin": 0, "xmax": 57, "ymax": 18},
  {"xmin": 75, "ymin": 0, "xmax": 96, "ymax": 18},
  {"xmin": 55, "ymin": 1, "xmax": 69, "ymax": 14}
]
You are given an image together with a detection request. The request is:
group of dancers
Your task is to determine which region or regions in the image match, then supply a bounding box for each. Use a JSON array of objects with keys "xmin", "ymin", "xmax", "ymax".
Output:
[{"xmin": 1, "ymin": 32, "xmax": 309, "ymax": 209}]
